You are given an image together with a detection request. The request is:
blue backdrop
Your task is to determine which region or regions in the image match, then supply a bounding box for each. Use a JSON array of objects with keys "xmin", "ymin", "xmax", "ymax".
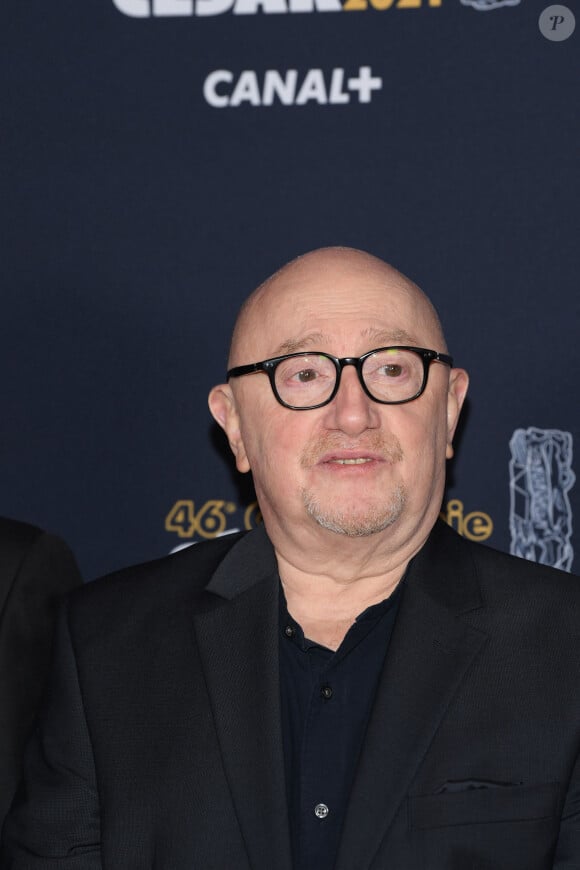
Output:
[{"xmin": 1, "ymin": 0, "xmax": 577, "ymax": 579}]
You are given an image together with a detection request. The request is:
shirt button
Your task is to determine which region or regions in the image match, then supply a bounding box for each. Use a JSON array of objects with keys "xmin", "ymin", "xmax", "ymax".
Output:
[
  {"xmin": 314, "ymin": 803, "xmax": 329, "ymax": 819},
  {"xmin": 320, "ymin": 685, "xmax": 333, "ymax": 700},
  {"xmin": 284, "ymin": 625, "xmax": 296, "ymax": 638}
]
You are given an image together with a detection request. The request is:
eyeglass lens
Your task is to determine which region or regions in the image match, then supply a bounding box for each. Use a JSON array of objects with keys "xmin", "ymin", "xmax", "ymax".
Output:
[{"xmin": 274, "ymin": 348, "xmax": 426, "ymax": 408}]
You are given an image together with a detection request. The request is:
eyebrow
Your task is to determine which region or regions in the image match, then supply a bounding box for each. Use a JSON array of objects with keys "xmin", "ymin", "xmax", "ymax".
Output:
[
  {"xmin": 360, "ymin": 327, "xmax": 417, "ymax": 345},
  {"xmin": 272, "ymin": 328, "xmax": 418, "ymax": 356},
  {"xmin": 273, "ymin": 333, "xmax": 328, "ymax": 355}
]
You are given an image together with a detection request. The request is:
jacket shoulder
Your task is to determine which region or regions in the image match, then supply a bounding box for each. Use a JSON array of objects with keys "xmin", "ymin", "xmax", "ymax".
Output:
[
  {"xmin": 469, "ymin": 533, "xmax": 578, "ymax": 589},
  {"xmin": 67, "ymin": 531, "xmax": 247, "ymax": 619},
  {"xmin": 424, "ymin": 520, "xmax": 580, "ymax": 618},
  {"xmin": 62, "ymin": 531, "xmax": 252, "ymax": 659},
  {"xmin": 434, "ymin": 518, "xmax": 578, "ymax": 584},
  {"xmin": 436, "ymin": 522, "xmax": 580, "ymax": 624}
]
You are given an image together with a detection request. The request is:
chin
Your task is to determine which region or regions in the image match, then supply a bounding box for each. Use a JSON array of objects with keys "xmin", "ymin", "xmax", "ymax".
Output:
[{"xmin": 302, "ymin": 485, "xmax": 406, "ymax": 538}]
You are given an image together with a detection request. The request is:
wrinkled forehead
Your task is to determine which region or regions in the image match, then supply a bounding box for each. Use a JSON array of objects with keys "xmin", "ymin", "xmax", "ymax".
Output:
[{"xmin": 229, "ymin": 256, "xmax": 446, "ymax": 365}]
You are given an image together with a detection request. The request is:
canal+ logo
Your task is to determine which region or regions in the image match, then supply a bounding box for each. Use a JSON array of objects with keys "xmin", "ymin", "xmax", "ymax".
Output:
[
  {"xmin": 204, "ymin": 67, "xmax": 382, "ymax": 107},
  {"xmin": 113, "ymin": 0, "xmax": 441, "ymax": 16}
]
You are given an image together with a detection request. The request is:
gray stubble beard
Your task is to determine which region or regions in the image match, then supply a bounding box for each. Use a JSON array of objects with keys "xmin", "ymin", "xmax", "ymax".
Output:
[{"xmin": 301, "ymin": 482, "xmax": 407, "ymax": 537}]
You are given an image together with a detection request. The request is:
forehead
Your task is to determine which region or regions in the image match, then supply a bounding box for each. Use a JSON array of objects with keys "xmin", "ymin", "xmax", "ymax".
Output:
[{"xmin": 233, "ymin": 258, "xmax": 443, "ymax": 363}]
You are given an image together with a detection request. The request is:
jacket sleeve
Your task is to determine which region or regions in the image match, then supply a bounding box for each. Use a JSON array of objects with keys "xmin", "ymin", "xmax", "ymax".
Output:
[
  {"xmin": 553, "ymin": 749, "xmax": 580, "ymax": 867},
  {"xmin": 0, "ymin": 531, "xmax": 82, "ymax": 824},
  {"xmin": 0, "ymin": 603, "xmax": 101, "ymax": 869}
]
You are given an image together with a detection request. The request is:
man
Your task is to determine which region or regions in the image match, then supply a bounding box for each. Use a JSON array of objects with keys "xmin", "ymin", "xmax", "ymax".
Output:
[
  {"xmin": 0, "ymin": 517, "xmax": 81, "ymax": 827},
  {"xmin": 2, "ymin": 247, "xmax": 579, "ymax": 869}
]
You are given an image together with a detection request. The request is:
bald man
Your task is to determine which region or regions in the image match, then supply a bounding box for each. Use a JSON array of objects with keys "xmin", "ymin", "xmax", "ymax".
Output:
[{"xmin": 2, "ymin": 248, "xmax": 580, "ymax": 869}]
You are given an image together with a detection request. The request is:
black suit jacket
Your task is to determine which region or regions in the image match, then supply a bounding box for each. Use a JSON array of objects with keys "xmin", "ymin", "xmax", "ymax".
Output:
[
  {"xmin": 2, "ymin": 521, "xmax": 580, "ymax": 869},
  {"xmin": 0, "ymin": 518, "xmax": 82, "ymax": 826}
]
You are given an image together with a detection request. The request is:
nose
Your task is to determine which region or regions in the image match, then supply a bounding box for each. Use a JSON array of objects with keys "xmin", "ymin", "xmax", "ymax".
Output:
[{"xmin": 322, "ymin": 364, "xmax": 380, "ymax": 436}]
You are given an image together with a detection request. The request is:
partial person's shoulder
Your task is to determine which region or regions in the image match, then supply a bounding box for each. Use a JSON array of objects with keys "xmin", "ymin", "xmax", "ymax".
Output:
[
  {"xmin": 0, "ymin": 515, "xmax": 80, "ymax": 565},
  {"xmin": 0, "ymin": 515, "xmax": 81, "ymax": 596},
  {"xmin": 0, "ymin": 515, "xmax": 43, "ymax": 553}
]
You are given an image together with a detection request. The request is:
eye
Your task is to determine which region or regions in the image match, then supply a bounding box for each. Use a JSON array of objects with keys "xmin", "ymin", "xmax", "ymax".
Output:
[
  {"xmin": 364, "ymin": 350, "xmax": 415, "ymax": 385},
  {"xmin": 378, "ymin": 363, "xmax": 404, "ymax": 378},
  {"xmin": 370, "ymin": 358, "xmax": 408, "ymax": 379},
  {"xmin": 293, "ymin": 368, "xmax": 319, "ymax": 383},
  {"xmin": 277, "ymin": 355, "xmax": 331, "ymax": 385}
]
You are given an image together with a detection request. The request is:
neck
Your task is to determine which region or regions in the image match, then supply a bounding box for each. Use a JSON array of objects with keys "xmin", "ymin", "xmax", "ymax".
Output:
[
  {"xmin": 276, "ymin": 540, "xmax": 412, "ymax": 651},
  {"xmin": 265, "ymin": 512, "xmax": 435, "ymax": 648}
]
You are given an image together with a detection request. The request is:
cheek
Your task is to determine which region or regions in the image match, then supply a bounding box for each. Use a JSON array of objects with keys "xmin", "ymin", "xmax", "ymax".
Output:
[
  {"xmin": 239, "ymin": 407, "xmax": 310, "ymax": 481},
  {"xmin": 247, "ymin": 419, "xmax": 312, "ymax": 517},
  {"xmin": 397, "ymin": 402, "xmax": 448, "ymax": 465},
  {"xmin": 236, "ymin": 390, "xmax": 277, "ymax": 456}
]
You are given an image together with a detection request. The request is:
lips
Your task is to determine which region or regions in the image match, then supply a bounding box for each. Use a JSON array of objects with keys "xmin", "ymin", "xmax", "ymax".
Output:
[
  {"xmin": 329, "ymin": 457, "xmax": 373, "ymax": 465},
  {"xmin": 319, "ymin": 450, "xmax": 386, "ymax": 466},
  {"xmin": 300, "ymin": 435, "xmax": 404, "ymax": 469}
]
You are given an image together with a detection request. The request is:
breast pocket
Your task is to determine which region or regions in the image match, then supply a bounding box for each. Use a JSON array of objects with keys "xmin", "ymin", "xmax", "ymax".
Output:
[
  {"xmin": 408, "ymin": 783, "xmax": 561, "ymax": 870},
  {"xmin": 409, "ymin": 781, "xmax": 560, "ymax": 829}
]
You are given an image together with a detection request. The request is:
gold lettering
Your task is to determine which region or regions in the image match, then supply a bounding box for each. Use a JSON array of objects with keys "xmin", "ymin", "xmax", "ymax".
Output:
[
  {"xmin": 440, "ymin": 499, "xmax": 493, "ymax": 542},
  {"xmin": 244, "ymin": 501, "xmax": 263, "ymax": 530},
  {"xmin": 195, "ymin": 500, "xmax": 230, "ymax": 538},
  {"xmin": 165, "ymin": 500, "xmax": 197, "ymax": 538},
  {"xmin": 463, "ymin": 511, "xmax": 494, "ymax": 542},
  {"xmin": 442, "ymin": 498, "xmax": 465, "ymax": 534},
  {"xmin": 342, "ymin": 0, "xmax": 368, "ymax": 10}
]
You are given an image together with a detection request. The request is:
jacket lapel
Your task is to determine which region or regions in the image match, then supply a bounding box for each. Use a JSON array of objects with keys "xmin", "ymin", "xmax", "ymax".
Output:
[
  {"xmin": 192, "ymin": 527, "xmax": 293, "ymax": 870},
  {"xmin": 335, "ymin": 522, "xmax": 489, "ymax": 870}
]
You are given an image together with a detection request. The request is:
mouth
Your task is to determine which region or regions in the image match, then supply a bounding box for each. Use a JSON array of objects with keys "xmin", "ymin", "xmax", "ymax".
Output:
[
  {"xmin": 327, "ymin": 457, "xmax": 374, "ymax": 465},
  {"xmin": 301, "ymin": 438, "xmax": 403, "ymax": 472},
  {"xmin": 317, "ymin": 450, "xmax": 387, "ymax": 469}
]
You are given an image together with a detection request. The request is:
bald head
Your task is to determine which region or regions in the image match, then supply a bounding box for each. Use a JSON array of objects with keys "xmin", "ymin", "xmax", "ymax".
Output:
[
  {"xmin": 228, "ymin": 247, "xmax": 447, "ymax": 367},
  {"xmin": 210, "ymin": 245, "xmax": 468, "ymax": 561}
]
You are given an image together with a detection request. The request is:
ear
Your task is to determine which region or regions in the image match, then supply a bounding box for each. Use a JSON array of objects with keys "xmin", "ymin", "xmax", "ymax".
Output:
[
  {"xmin": 445, "ymin": 368, "xmax": 469, "ymax": 460},
  {"xmin": 208, "ymin": 384, "xmax": 251, "ymax": 473}
]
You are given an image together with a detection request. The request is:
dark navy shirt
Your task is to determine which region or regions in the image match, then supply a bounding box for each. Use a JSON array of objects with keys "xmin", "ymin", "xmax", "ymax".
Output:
[{"xmin": 279, "ymin": 579, "xmax": 404, "ymax": 870}]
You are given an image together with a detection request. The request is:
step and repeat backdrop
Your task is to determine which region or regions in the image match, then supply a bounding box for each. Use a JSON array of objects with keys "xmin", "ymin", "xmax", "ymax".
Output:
[{"xmin": 1, "ymin": 0, "xmax": 577, "ymax": 580}]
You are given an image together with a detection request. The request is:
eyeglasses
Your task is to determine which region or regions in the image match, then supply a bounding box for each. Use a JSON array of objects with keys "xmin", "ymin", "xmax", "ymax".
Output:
[{"xmin": 227, "ymin": 346, "xmax": 454, "ymax": 410}]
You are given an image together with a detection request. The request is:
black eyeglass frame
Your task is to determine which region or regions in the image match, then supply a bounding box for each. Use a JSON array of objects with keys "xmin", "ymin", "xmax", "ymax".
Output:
[{"xmin": 226, "ymin": 345, "xmax": 454, "ymax": 410}]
